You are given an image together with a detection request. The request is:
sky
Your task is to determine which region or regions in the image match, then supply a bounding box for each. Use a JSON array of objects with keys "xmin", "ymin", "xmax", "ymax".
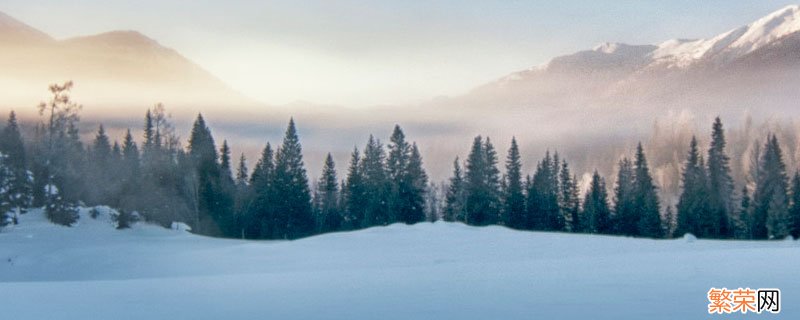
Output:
[{"xmin": 2, "ymin": 0, "xmax": 796, "ymax": 108}]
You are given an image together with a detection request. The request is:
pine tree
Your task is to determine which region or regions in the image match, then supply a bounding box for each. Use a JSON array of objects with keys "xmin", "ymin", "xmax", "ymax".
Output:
[
  {"xmin": 483, "ymin": 138, "xmax": 501, "ymax": 225},
  {"xmin": 233, "ymin": 153, "xmax": 250, "ymax": 238},
  {"xmin": 272, "ymin": 119, "xmax": 314, "ymax": 239},
  {"xmin": 443, "ymin": 157, "xmax": 466, "ymax": 222},
  {"xmin": 734, "ymin": 186, "xmax": 753, "ymax": 239},
  {"xmin": 559, "ymin": 161, "xmax": 580, "ymax": 232},
  {"xmin": 633, "ymin": 143, "xmax": 662, "ymax": 238},
  {"xmin": 463, "ymin": 136, "xmax": 500, "ymax": 226},
  {"xmin": 676, "ymin": 136, "xmax": 710, "ymax": 237},
  {"xmin": 316, "ymin": 153, "xmax": 342, "ymax": 232},
  {"xmin": 790, "ymin": 173, "xmax": 800, "ymax": 239},
  {"xmin": 581, "ymin": 170, "xmax": 611, "ymax": 234},
  {"xmin": 526, "ymin": 152, "xmax": 560, "ymax": 230},
  {"xmin": 706, "ymin": 117, "xmax": 735, "ymax": 238},
  {"xmin": 88, "ymin": 125, "xmax": 113, "ymax": 205},
  {"xmin": 248, "ymin": 143, "xmax": 275, "ymax": 238},
  {"xmin": 217, "ymin": 140, "xmax": 236, "ymax": 236},
  {"xmin": 0, "ymin": 111, "xmax": 31, "ymax": 224},
  {"xmin": 613, "ymin": 157, "xmax": 636, "ymax": 235},
  {"xmin": 187, "ymin": 113, "xmax": 222, "ymax": 235},
  {"xmin": 361, "ymin": 135, "xmax": 390, "ymax": 227},
  {"xmin": 387, "ymin": 126, "xmax": 427, "ymax": 224},
  {"xmin": 404, "ymin": 143, "xmax": 428, "ymax": 224},
  {"xmin": 503, "ymin": 138, "xmax": 525, "ymax": 228},
  {"xmin": 343, "ymin": 147, "xmax": 366, "ymax": 229},
  {"xmin": 753, "ymin": 135, "xmax": 790, "ymax": 239}
]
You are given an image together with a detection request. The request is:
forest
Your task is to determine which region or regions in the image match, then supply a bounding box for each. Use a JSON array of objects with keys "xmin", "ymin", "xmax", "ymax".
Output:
[{"xmin": 1, "ymin": 82, "xmax": 799, "ymax": 240}]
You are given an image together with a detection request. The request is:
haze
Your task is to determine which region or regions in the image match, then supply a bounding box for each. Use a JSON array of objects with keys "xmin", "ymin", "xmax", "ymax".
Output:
[{"xmin": 2, "ymin": 0, "xmax": 794, "ymax": 107}]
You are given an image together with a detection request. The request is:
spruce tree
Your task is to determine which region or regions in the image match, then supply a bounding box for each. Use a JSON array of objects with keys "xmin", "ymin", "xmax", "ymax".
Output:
[
  {"xmin": 559, "ymin": 161, "xmax": 580, "ymax": 232},
  {"xmin": 753, "ymin": 135, "xmax": 790, "ymax": 239},
  {"xmin": 361, "ymin": 135, "xmax": 390, "ymax": 227},
  {"xmin": 734, "ymin": 186, "xmax": 753, "ymax": 239},
  {"xmin": 272, "ymin": 119, "xmax": 314, "ymax": 239},
  {"xmin": 581, "ymin": 170, "xmax": 610, "ymax": 234},
  {"xmin": 316, "ymin": 153, "xmax": 342, "ymax": 232},
  {"xmin": 248, "ymin": 143, "xmax": 275, "ymax": 238},
  {"xmin": 404, "ymin": 143, "xmax": 428, "ymax": 224},
  {"xmin": 526, "ymin": 152, "xmax": 560, "ymax": 230},
  {"xmin": 187, "ymin": 114, "xmax": 222, "ymax": 235},
  {"xmin": 464, "ymin": 136, "xmax": 501, "ymax": 226},
  {"xmin": 0, "ymin": 111, "xmax": 31, "ymax": 224},
  {"xmin": 790, "ymin": 173, "xmax": 800, "ymax": 239},
  {"xmin": 233, "ymin": 153, "xmax": 250, "ymax": 238},
  {"xmin": 483, "ymin": 138, "xmax": 502, "ymax": 225},
  {"xmin": 343, "ymin": 147, "xmax": 366, "ymax": 229},
  {"xmin": 503, "ymin": 138, "xmax": 525, "ymax": 228},
  {"xmin": 443, "ymin": 157, "xmax": 466, "ymax": 222},
  {"xmin": 633, "ymin": 143, "xmax": 662, "ymax": 238},
  {"xmin": 387, "ymin": 126, "xmax": 428, "ymax": 224},
  {"xmin": 676, "ymin": 136, "xmax": 710, "ymax": 237},
  {"xmin": 706, "ymin": 117, "xmax": 734, "ymax": 238},
  {"xmin": 613, "ymin": 157, "xmax": 636, "ymax": 235}
]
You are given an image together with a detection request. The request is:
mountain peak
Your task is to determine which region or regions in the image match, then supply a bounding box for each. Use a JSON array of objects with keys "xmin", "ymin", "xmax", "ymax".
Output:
[
  {"xmin": 0, "ymin": 10, "xmax": 53, "ymax": 43},
  {"xmin": 65, "ymin": 30, "xmax": 161, "ymax": 48}
]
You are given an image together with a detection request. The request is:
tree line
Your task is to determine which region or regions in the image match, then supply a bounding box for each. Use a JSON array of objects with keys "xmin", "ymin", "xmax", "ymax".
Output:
[{"xmin": 1, "ymin": 82, "xmax": 799, "ymax": 240}]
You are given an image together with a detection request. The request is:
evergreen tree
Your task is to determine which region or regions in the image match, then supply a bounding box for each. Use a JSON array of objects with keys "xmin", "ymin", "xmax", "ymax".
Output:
[
  {"xmin": 790, "ymin": 173, "xmax": 800, "ymax": 239},
  {"xmin": 676, "ymin": 136, "xmax": 710, "ymax": 237},
  {"xmin": 734, "ymin": 186, "xmax": 753, "ymax": 239},
  {"xmin": 613, "ymin": 157, "xmax": 636, "ymax": 235},
  {"xmin": 482, "ymin": 138, "xmax": 501, "ymax": 225},
  {"xmin": 706, "ymin": 117, "xmax": 734, "ymax": 238},
  {"xmin": 272, "ymin": 119, "xmax": 314, "ymax": 239},
  {"xmin": 35, "ymin": 82, "xmax": 81, "ymax": 226},
  {"xmin": 343, "ymin": 147, "xmax": 366, "ymax": 229},
  {"xmin": 559, "ymin": 161, "xmax": 580, "ymax": 232},
  {"xmin": 316, "ymin": 153, "xmax": 342, "ymax": 232},
  {"xmin": 753, "ymin": 135, "xmax": 790, "ymax": 239},
  {"xmin": 633, "ymin": 143, "xmax": 662, "ymax": 238},
  {"xmin": 526, "ymin": 152, "xmax": 560, "ymax": 230},
  {"xmin": 404, "ymin": 143, "xmax": 428, "ymax": 223},
  {"xmin": 217, "ymin": 140, "xmax": 236, "ymax": 235},
  {"xmin": 503, "ymin": 138, "xmax": 525, "ymax": 228},
  {"xmin": 233, "ymin": 153, "xmax": 250, "ymax": 238},
  {"xmin": 387, "ymin": 126, "xmax": 427, "ymax": 224},
  {"xmin": 361, "ymin": 135, "xmax": 390, "ymax": 227},
  {"xmin": 581, "ymin": 170, "xmax": 611, "ymax": 234},
  {"xmin": 89, "ymin": 125, "xmax": 113, "ymax": 205},
  {"xmin": 248, "ymin": 143, "xmax": 275, "ymax": 238},
  {"xmin": 443, "ymin": 157, "xmax": 466, "ymax": 222},
  {"xmin": 187, "ymin": 114, "xmax": 222, "ymax": 235},
  {"xmin": 463, "ymin": 136, "xmax": 501, "ymax": 226},
  {"xmin": 0, "ymin": 111, "xmax": 31, "ymax": 224}
]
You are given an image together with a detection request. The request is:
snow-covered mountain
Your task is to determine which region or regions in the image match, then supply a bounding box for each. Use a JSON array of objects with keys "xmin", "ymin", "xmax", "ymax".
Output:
[
  {"xmin": 0, "ymin": 11, "xmax": 255, "ymax": 118},
  {"xmin": 464, "ymin": 5, "xmax": 800, "ymax": 121}
]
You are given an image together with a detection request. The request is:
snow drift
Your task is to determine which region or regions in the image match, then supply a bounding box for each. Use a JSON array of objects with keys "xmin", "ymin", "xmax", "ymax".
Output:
[{"xmin": 0, "ymin": 208, "xmax": 797, "ymax": 319}]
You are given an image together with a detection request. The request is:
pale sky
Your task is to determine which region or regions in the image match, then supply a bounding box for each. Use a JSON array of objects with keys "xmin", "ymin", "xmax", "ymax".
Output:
[{"xmin": 2, "ymin": 0, "xmax": 796, "ymax": 107}]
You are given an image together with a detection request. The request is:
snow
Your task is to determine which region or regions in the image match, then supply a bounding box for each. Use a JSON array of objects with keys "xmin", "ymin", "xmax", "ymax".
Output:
[
  {"xmin": 652, "ymin": 5, "xmax": 800, "ymax": 68},
  {"xmin": 1, "ymin": 208, "xmax": 798, "ymax": 319}
]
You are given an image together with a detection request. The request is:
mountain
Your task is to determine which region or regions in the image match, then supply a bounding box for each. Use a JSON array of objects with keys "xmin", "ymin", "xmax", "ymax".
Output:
[
  {"xmin": 0, "ymin": 11, "xmax": 256, "ymax": 118},
  {"xmin": 461, "ymin": 5, "xmax": 800, "ymax": 122}
]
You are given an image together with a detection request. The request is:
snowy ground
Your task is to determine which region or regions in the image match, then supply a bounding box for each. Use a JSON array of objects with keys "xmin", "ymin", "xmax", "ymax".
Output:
[{"xmin": 0, "ymin": 208, "xmax": 797, "ymax": 319}]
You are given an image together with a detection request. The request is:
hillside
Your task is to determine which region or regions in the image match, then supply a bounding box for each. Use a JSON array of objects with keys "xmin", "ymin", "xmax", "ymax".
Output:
[
  {"xmin": 0, "ymin": 11, "xmax": 256, "ymax": 118},
  {"xmin": 1, "ymin": 208, "xmax": 797, "ymax": 319}
]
